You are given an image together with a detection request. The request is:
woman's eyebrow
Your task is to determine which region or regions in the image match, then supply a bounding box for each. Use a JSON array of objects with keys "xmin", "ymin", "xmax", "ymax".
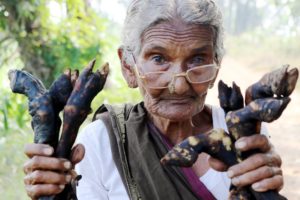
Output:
[
  {"xmin": 190, "ymin": 45, "xmax": 213, "ymax": 54},
  {"xmin": 142, "ymin": 44, "xmax": 213, "ymax": 56},
  {"xmin": 143, "ymin": 45, "xmax": 167, "ymax": 54}
]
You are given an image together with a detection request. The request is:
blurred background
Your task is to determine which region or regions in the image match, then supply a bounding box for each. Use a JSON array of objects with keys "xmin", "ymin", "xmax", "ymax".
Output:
[{"xmin": 0, "ymin": 0, "xmax": 299, "ymax": 199}]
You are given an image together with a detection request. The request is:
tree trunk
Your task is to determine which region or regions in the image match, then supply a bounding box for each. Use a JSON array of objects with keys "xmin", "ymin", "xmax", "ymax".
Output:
[{"xmin": 2, "ymin": 1, "xmax": 56, "ymax": 85}]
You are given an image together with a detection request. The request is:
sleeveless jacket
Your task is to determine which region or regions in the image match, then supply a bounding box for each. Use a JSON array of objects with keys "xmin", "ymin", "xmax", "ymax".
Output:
[{"xmin": 92, "ymin": 103, "xmax": 209, "ymax": 200}]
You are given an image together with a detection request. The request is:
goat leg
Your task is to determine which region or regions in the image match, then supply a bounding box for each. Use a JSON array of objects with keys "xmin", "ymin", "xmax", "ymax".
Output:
[
  {"xmin": 245, "ymin": 65, "xmax": 298, "ymax": 104},
  {"xmin": 8, "ymin": 70, "xmax": 58, "ymax": 147},
  {"xmin": 55, "ymin": 60, "xmax": 109, "ymax": 159}
]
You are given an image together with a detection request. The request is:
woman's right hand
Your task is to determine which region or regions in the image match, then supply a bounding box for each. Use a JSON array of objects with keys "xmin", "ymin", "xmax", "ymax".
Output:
[{"xmin": 23, "ymin": 143, "xmax": 85, "ymax": 199}]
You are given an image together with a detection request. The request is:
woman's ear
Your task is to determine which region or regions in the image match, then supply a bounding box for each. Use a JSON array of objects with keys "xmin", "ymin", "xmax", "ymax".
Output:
[{"xmin": 118, "ymin": 47, "xmax": 138, "ymax": 88}]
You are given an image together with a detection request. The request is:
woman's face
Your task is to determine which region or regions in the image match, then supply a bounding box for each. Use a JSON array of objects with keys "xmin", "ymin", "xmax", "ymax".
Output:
[{"xmin": 135, "ymin": 20, "xmax": 217, "ymax": 121}]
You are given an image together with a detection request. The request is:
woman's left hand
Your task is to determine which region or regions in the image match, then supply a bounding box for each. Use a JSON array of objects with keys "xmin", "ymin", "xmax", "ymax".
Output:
[{"xmin": 209, "ymin": 134, "xmax": 283, "ymax": 192}]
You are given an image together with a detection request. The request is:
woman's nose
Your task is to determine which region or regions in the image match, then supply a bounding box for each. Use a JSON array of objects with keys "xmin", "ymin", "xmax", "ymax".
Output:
[{"xmin": 170, "ymin": 75, "xmax": 190, "ymax": 95}]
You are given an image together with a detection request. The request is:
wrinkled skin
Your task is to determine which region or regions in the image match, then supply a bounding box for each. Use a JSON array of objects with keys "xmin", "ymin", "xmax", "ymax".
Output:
[{"xmin": 23, "ymin": 20, "xmax": 283, "ymax": 199}]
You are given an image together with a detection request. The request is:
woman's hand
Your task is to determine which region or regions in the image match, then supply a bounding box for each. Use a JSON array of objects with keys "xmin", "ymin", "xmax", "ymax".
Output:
[
  {"xmin": 209, "ymin": 134, "xmax": 283, "ymax": 192},
  {"xmin": 23, "ymin": 143, "xmax": 85, "ymax": 199}
]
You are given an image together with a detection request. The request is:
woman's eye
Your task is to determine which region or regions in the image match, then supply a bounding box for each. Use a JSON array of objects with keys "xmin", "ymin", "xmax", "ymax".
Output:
[
  {"xmin": 191, "ymin": 55, "xmax": 205, "ymax": 65},
  {"xmin": 151, "ymin": 55, "xmax": 166, "ymax": 65}
]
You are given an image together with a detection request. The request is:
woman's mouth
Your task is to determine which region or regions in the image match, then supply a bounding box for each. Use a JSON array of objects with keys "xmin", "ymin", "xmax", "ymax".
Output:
[{"xmin": 162, "ymin": 97, "xmax": 195, "ymax": 104}]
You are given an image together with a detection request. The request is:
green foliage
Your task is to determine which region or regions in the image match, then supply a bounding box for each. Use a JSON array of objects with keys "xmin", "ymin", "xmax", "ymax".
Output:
[
  {"xmin": 0, "ymin": 93, "xmax": 30, "ymax": 131},
  {"xmin": 0, "ymin": 127, "xmax": 32, "ymax": 199},
  {"xmin": 0, "ymin": 0, "xmax": 113, "ymax": 85},
  {"xmin": 36, "ymin": 1, "xmax": 111, "ymax": 80}
]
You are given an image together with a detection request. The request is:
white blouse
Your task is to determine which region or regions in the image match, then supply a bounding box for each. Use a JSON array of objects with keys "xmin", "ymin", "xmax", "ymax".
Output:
[{"xmin": 75, "ymin": 106, "xmax": 257, "ymax": 200}]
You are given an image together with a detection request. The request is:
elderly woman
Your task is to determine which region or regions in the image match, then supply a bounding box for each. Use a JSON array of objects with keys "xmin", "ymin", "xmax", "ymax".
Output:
[{"xmin": 23, "ymin": 0, "xmax": 283, "ymax": 199}]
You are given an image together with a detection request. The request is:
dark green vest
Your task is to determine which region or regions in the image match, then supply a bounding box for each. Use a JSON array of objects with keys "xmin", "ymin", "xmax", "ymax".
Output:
[{"xmin": 93, "ymin": 103, "xmax": 201, "ymax": 200}]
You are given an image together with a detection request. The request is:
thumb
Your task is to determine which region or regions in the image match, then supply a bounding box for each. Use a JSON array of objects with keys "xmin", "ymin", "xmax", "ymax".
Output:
[{"xmin": 70, "ymin": 144, "xmax": 85, "ymax": 166}]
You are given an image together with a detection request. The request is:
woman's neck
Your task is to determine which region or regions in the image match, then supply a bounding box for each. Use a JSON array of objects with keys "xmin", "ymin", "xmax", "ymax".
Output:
[{"xmin": 148, "ymin": 105, "xmax": 213, "ymax": 145}]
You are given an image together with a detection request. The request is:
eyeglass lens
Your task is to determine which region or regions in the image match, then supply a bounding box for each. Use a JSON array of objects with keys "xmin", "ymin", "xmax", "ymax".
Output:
[{"xmin": 141, "ymin": 65, "xmax": 218, "ymax": 88}]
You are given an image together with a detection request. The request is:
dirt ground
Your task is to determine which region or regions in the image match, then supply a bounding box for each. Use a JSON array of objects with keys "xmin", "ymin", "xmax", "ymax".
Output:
[{"xmin": 206, "ymin": 57, "xmax": 300, "ymax": 200}]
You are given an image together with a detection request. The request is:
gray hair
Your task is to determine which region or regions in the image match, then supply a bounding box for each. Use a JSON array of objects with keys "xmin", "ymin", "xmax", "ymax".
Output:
[{"xmin": 121, "ymin": 0, "xmax": 224, "ymax": 65}]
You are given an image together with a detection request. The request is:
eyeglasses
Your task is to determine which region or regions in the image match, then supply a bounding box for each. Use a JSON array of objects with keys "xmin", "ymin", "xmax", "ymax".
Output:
[{"xmin": 132, "ymin": 56, "xmax": 219, "ymax": 90}]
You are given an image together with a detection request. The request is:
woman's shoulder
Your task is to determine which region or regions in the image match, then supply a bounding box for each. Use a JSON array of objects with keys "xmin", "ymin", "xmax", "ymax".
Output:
[
  {"xmin": 210, "ymin": 105, "xmax": 225, "ymax": 117},
  {"xmin": 76, "ymin": 119, "xmax": 110, "ymax": 149},
  {"xmin": 75, "ymin": 119, "xmax": 113, "ymax": 173},
  {"xmin": 210, "ymin": 105, "xmax": 228, "ymax": 131},
  {"xmin": 75, "ymin": 119, "xmax": 129, "ymax": 199}
]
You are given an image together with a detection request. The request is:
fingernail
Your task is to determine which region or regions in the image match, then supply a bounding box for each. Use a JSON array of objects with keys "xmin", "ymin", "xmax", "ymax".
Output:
[
  {"xmin": 64, "ymin": 161, "xmax": 72, "ymax": 169},
  {"xmin": 227, "ymin": 170, "xmax": 234, "ymax": 178},
  {"xmin": 66, "ymin": 175, "xmax": 72, "ymax": 182},
  {"xmin": 232, "ymin": 177, "xmax": 240, "ymax": 186},
  {"xmin": 252, "ymin": 183, "xmax": 261, "ymax": 191},
  {"xmin": 235, "ymin": 141, "xmax": 246, "ymax": 149},
  {"xmin": 43, "ymin": 147, "xmax": 53, "ymax": 155},
  {"xmin": 59, "ymin": 185, "xmax": 65, "ymax": 190}
]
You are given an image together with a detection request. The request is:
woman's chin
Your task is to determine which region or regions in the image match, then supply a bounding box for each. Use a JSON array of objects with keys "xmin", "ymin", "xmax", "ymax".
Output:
[{"xmin": 154, "ymin": 103, "xmax": 203, "ymax": 122}]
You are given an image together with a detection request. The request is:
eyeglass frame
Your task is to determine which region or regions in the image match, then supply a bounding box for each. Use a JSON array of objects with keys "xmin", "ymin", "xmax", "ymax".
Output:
[{"xmin": 130, "ymin": 53, "xmax": 220, "ymax": 90}]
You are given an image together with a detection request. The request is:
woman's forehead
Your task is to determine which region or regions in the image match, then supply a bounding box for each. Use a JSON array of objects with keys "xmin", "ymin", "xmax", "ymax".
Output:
[{"xmin": 141, "ymin": 21, "xmax": 214, "ymax": 52}]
